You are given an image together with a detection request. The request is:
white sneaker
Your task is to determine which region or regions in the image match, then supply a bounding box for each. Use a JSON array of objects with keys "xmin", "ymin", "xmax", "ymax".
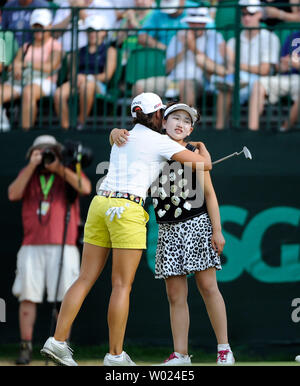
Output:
[
  {"xmin": 159, "ymin": 352, "xmax": 192, "ymax": 366},
  {"xmin": 0, "ymin": 108, "xmax": 10, "ymax": 132},
  {"xmin": 103, "ymin": 351, "xmax": 136, "ymax": 366},
  {"xmin": 40, "ymin": 337, "xmax": 78, "ymax": 366},
  {"xmin": 217, "ymin": 349, "xmax": 235, "ymax": 365},
  {"xmin": 295, "ymin": 355, "xmax": 300, "ymax": 363}
]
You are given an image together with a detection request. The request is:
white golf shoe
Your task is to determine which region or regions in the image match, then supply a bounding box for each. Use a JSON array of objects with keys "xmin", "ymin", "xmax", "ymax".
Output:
[
  {"xmin": 217, "ymin": 349, "xmax": 235, "ymax": 365},
  {"xmin": 40, "ymin": 337, "xmax": 78, "ymax": 366},
  {"xmin": 103, "ymin": 351, "xmax": 136, "ymax": 366},
  {"xmin": 159, "ymin": 352, "xmax": 192, "ymax": 366}
]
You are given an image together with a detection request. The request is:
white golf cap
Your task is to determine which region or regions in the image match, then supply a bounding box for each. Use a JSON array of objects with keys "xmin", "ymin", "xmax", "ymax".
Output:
[
  {"xmin": 163, "ymin": 103, "xmax": 198, "ymax": 125},
  {"xmin": 131, "ymin": 92, "xmax": 166, "ymax": 117},
  {"xmin": 182, "ymin": 7, "xmax": 213, "ymax": 24},
  {"xmin": 239, "ymin": 0, "xmax": 261, "ymax": 14},
  {"xmin": 26, "ymin": 135, "xmax": 62, "ymax": 158},
  {"xmin": 160, "ymin": 0, "xmax": 180, "ymax": 14},
  {"xmin": 84, "ymin": 14, "xmax": 109, "ymax": 30},
  {"xmin": 30, "ymin": 8, "xmax": 53, "ymax": 27}
]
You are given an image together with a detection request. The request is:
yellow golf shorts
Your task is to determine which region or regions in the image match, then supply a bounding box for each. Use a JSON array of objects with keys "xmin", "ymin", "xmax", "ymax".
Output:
[{"xmin": 83, "ymin": 195, "xmax": 149, "ymax": 249}]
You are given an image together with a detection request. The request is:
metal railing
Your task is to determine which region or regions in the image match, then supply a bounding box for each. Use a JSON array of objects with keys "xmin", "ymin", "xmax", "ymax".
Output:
[{"xmin": 0, "ymin": 3, "xmax": 300, "ymax": 132}]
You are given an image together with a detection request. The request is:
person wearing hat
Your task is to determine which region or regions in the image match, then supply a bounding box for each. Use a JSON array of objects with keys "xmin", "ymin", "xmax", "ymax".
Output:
[
  {"xmin": 52, "ymin": 0, "xmax": 116, "ymax": 53},
  {"xmin": 54, "ymin": 14, "xmax": 117, "ymax": 130},
  {"xmin": 133, "ymin": 0, "xmax": 199, "ymax": 95},
  {"xmin": 0, "ymin": 8, "xmax": 63, "ymax": 130},
  {"xmin": 8, "ymin": 135, "xmax": 91, "ymax": 365},
  {"xmin": 164, "ymin": 7, "xmax": 233, "ymax": 106},
  {"xmin": 40, "ymin": 92, "xmax": 212, "ymax": 366},
  {"xmin": 153, "ymin": 102, "xmax": 234, "ymax": 366},
  {"xmin": 214, "ymin": 0, "xmax": 280, "ymax": 129},
  {"xmin": 138, "ymin": 0, "xmax": 199, "ymax": 50},
  {"xmin": 110, "ymin": 101, "xmax": 235, "ymax": 366}
]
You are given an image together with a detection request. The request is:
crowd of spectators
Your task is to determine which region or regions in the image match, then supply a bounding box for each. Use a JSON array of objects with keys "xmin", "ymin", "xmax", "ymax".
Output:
[{"xmin": 0, "ymin": 0, "xmax": 300, "ymax": 132}]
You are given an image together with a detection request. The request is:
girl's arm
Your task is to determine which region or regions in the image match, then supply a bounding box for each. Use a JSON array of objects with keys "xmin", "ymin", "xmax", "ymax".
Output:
[
  {"xmin": 204, "ymin": 171, "xmax": 225, "ymax": 255},
  {"xmin": 109, "ymin": 130, "xmax": 212, "ymax": 171},
  {"xmin": 172, "ymin": 142, "xmax": 212, "ymax": 171}
]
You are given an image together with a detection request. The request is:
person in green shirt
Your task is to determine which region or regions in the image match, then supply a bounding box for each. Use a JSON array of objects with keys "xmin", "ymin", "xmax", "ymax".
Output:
[{"xmin": 0, "ymin": 29, "xmax": 18, "ymax": 132}]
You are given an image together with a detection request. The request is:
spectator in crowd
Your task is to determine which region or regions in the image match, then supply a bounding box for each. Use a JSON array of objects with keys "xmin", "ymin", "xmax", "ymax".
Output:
[
  {"xmin": 261, "ymin": 0, "xmax": 300, "ymax": 27},
  {"xmin": 0, "ymin": 8, "xmax": 62, "ymax": 131},
  {"xmin": 1, "ymin": 0, "xmax": 50, "ymax": 46},
  {"xmin": 0, "ymin": 29, "xmax": 18, "ymax": 132},
  {"xmin": 117, "ymin": 0, "xmax": 154, "ymax": 65},
  {"xmin": 164, "ymin": 7, "xmax": 233, "ymax": 106},
  {"xmin": 248, "ymin": 30, "xmax": 300, "ymax": 131},
  {"xmin": 54, "ymin": 14, "xmax": 117, "ymax": 130},
  {"xmin": 138, "ymin": 0, "xmax": 198, "ymax": 50},
  {"xmin": 8, "ymin": 134, "xmax": 91, "ymax": 365},
  {"xmin": 214, "ymin": 0, "xmax": 280, "ymax": 129},
  {"xmin": 133, "ymin": 0, "xmax": 200, "ymax": 95},
  {"xmin": 0, "ymin": 30, "xmax": 18, "ymax": 74},
  {"xmin": 52, "ymin": 0, "xmax": 116, "ymax": 53},
  {"xmin": 110, "ymin": 0, "xmax": 136, "ymax": 23}
]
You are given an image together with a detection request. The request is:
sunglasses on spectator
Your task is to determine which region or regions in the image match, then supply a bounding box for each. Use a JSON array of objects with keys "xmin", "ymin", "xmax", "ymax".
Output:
[{"xmin": 241, "ymin": 11, "xmax": 257, "ymax": 17}]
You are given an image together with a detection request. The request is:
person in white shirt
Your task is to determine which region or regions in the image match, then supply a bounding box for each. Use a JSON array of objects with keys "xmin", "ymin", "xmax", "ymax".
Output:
[
  {"xmin": 215, "ymin": 0, "xmax": 280, "ymax": 129},
  {"xmin": 41, "ymin": 92, "xmax": 212, "ymax": 366},
  {"xmin": 165, "ymin": 7, "xmax": 233, "ymax": 106},
  {"xmin": 52, "ymin": 0, "xmax": 116, "ymax": 52}
]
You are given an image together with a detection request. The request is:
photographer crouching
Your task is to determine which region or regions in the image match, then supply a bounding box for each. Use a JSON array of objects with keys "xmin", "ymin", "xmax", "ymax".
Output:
[{"xmin": 8, "ymin": 135, "xmax": 92, "ymax": 365}]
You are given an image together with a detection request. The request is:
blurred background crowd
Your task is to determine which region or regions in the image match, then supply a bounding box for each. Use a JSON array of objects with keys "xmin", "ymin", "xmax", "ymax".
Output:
[{"xmin": 0, "ymin": 0, "xmax": 300, "ymax": 132}]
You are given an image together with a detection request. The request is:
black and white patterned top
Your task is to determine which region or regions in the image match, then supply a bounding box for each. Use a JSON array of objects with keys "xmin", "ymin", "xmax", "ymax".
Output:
[{"xmin": 151, "ymin": 143, "xmax": 207, "ymax": 224}]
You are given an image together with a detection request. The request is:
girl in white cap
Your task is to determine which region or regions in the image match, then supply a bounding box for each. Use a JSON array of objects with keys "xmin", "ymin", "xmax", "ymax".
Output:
[
  {"xmin": 154, "ymin": 102, "xmax": 234, "ymax": 366},
  {"xmin": 41, "ymin": 92, "xmax": 212, "ymax": 366}
]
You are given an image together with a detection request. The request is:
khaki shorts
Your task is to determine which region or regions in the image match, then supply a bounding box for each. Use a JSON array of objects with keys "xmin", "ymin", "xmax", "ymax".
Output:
[
  {"xmin": 259, "ymin": 74, "xmax": 300, "ymax": 104},
  {"xmin": 83, "ymin": 195, "xmax": 149, "ymax": 249},
  {"xmin": 12, "ymin": 245, "xmax": 80, "ymax": 303}
]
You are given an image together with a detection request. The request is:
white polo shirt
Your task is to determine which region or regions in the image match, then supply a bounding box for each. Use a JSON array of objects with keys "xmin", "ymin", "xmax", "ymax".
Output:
[
  {"xmin": 53, "ymin": 0, "xmax": 116, "ymax": 52},
  {"xmin": 228, "ymin": 29, "xmax": 280, "ymax": 66},
  {"xmin": 99, "ymin": 124, "xmax": 186, "ymax": 200},
  {"xmin": 167, "ymin": 29, "xmax": 225, "ymax": 81}
]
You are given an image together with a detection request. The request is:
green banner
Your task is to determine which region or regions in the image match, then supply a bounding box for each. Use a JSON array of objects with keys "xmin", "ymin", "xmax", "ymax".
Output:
[{"xmin": 146, "ymin": 205, "xmax": 300, "ymax": 283}]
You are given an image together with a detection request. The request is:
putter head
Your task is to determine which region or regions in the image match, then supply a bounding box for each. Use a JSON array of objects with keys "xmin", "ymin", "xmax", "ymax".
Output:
[{"xmin": 242, "ymin": 146, "xmax": 252, "ymax": 160}]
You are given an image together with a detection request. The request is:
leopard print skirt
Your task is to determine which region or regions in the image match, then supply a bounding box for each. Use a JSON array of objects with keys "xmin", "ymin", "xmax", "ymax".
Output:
[{"xmin": 155, "ymin": 213, "xmax": 222, "ymax": 279}]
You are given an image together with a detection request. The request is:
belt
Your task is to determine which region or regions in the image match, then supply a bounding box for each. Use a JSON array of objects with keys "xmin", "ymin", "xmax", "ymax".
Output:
[{"xmin": 98, "ymin": 190, "xmax": 145, "ymax": 207}]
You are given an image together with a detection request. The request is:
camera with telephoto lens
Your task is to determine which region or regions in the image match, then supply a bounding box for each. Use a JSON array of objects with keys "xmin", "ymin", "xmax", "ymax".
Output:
[
  {"xmin": 40, "ymin": 141, "xmax": 93, "ymax": 169},
  {"xmin": 41, "ymin": 148, "xmax": 56, "ymax": 167},
  {"xmin": 61, "ymin": 140, "xmax": 93, "ymax": 169}
]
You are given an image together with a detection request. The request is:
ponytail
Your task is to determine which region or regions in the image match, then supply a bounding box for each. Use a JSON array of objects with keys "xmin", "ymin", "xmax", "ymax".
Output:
[{"xmin": 132, "ymin": 108, "xmax": 163, "ymax": 134}]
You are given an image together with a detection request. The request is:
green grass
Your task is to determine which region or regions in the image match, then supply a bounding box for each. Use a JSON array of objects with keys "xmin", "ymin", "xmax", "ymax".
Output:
[{"xmin": 1, "ymin": 343, "xmax": 299, "ymax": 365}]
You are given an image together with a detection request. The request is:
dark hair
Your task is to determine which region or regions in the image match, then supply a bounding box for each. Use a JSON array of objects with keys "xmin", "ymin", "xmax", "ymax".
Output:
[
  {"xmin": 132, "ymin": 108, "xmax": 164, "ymax": 134},
  {"xmin": 163, "ymin": 100, "xmax": 201, "ymax": 125}
]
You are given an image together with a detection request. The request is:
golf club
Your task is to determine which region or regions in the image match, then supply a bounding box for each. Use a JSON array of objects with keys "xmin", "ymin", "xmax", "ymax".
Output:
[{"xmin": 212, "ymin": 146, "xmax": 252, "ymax": 165}]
